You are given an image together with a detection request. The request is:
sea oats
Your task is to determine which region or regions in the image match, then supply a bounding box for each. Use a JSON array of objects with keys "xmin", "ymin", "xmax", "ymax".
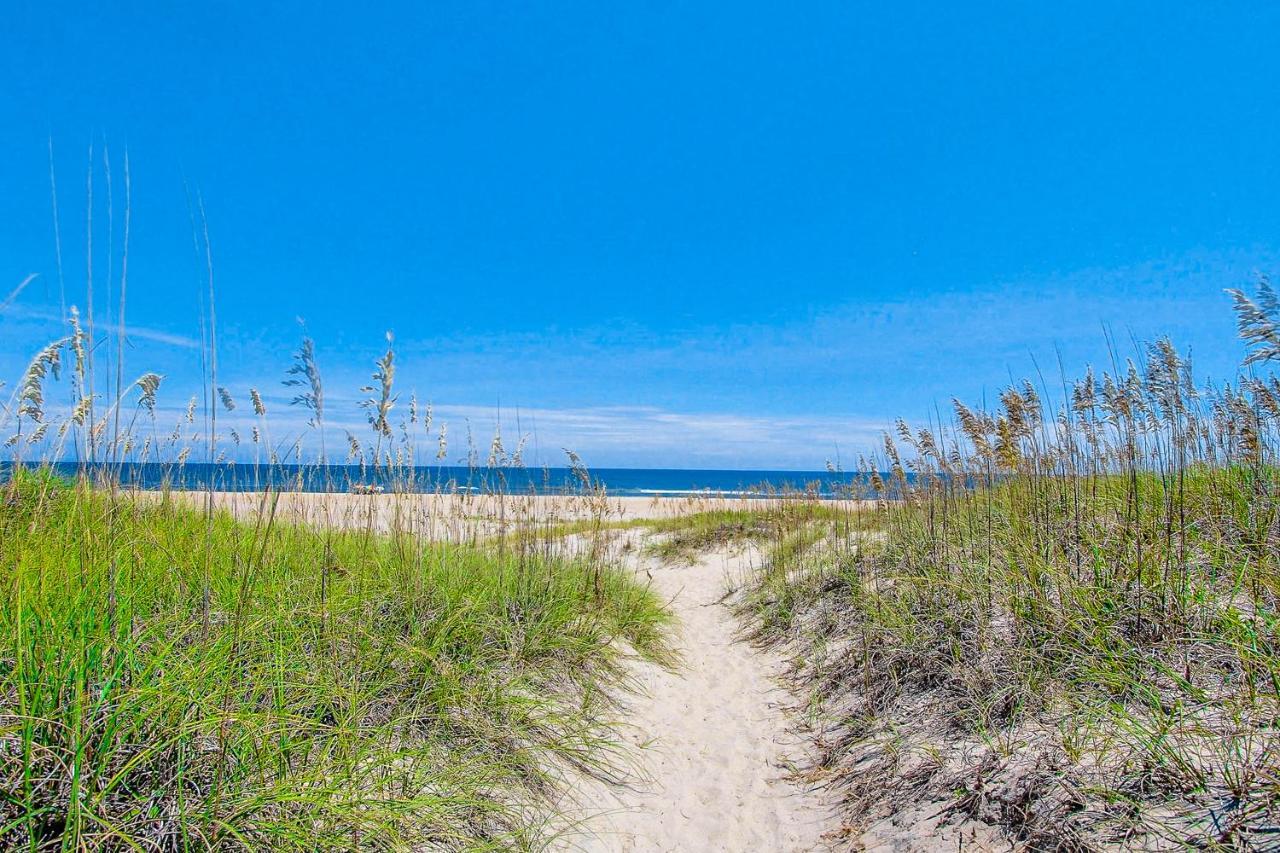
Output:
[
  {"xmin": 565, "ymin": 448, "xmax": 590, "ymax": 488},
  {"xmin": 249, "ymin": 387, "xmax": 266, "ymax": 416},
  {"xmin": 14, "ymin": 336, "xmax": 70, "ymax": 425},
  {"xmin": 488, "ymin": 425, "xmax": 505, "ymax": 467},
  {"xmin": 359, "ymin": 332, "xmax": 396, "ymax": 440},
  {"xmin": 134, "ymin": 372, "xmax": 163, "ymax": 414},
  {"xmin": 26, "ymin": 422, "xmax": 49, "ymax": 445},
  {"xmin": 285, "ymin": 336, "xmax": 324, "ymax": 426},
  {"xmin": 1228, "ymin": 275, "xmax": 1280, "ymax": 366}
]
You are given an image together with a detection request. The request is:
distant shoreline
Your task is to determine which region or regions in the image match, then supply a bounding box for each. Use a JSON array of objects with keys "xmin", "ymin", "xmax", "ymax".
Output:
[
  {"xmin": 142, "ymin": 489, "xmax": 878, "ymax": 529},
  {"xmin": 2, "ymin": 460, "xmax": 879, "ymax": 500}
]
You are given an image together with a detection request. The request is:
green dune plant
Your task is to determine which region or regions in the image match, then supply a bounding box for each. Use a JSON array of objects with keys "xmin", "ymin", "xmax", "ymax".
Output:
[
  {"xmin": 0, "ymin": 322, "xmax": 671, "ymax": 848},
  {"xmin": 716, "ymin": 285, "xmax": 1280, "ymax": 848},
  {"xmin": 0, "ymin": 471, "xmax": 670, "ymax": 850}
]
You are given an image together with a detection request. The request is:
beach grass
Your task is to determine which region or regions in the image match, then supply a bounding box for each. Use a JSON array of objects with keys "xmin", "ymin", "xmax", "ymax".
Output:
[
  {"xmin": 739, "ymin": 479, "xmax": 1279, "ymax": 845},
  {"xmin": 0, "ymin": 470, "xmax": 670, "ymax": 849},
  {"xmin": 666, "ymin": 290, "xmax": 1280, "ymax": 846}
]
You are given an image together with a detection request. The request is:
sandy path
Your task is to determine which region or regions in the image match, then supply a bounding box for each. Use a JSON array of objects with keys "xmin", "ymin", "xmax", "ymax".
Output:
[{"xmin": 555, "ymin": 539, "xmax": 832, "ymax": 852}]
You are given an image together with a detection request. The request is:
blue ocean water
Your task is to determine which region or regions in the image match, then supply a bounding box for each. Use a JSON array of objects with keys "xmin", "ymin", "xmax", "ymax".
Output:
[{"xmin": 3, "ymin": 462, "xmax": 874, "ymax": 499}]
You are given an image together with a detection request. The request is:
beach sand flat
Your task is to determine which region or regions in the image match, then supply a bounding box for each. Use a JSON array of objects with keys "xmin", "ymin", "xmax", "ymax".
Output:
[{"xmin": 145, "ymin": 490, "xmax": 871, "ymax": 537}]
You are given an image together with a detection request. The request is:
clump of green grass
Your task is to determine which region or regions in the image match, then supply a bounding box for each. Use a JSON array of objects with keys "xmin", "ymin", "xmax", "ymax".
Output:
[
  {"xmin": 734, "ymin": 286, "xmax": 1280, "ymax": 848},
  {"xmin": 0, "ymin": 471, "xmax": 670, "ymax": 849},
  {"xmin": 642, "ymin": 503, "xmax": 853, "ymax": 562}
]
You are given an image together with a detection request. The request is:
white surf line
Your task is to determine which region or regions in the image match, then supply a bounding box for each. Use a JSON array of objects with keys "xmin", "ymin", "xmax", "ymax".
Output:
[{"xmin": 554, "ymin": 535, "xmax": 833, "ymax": 852}]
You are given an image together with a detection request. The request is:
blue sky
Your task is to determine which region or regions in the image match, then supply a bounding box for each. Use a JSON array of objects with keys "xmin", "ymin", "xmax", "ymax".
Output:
[{"xmin": 2, "ymin": 3, "xmax": 1279, "ymax": 468}]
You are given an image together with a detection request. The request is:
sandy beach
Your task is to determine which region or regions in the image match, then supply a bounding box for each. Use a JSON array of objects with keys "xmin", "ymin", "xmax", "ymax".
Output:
[{"xmin": 145, "ymin": 489, "xmax": 870, "ymax": 538}]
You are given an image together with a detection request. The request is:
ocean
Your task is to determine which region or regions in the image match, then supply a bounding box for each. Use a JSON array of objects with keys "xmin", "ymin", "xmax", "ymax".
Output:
[{"xmin": 3, "ymin": 462, "xmax": 873, "ymax": 499}]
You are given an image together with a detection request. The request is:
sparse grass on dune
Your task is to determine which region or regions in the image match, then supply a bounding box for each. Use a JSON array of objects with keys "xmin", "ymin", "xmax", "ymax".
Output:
[
  {"xmin": 641, "ymin": 503, "xmax": 855, "ymax": 562},
  {"xmin": 0, "ymin": 470, "xmax": 671, "ymax": 850},
  {"xmin": 509, "ymin": 500, "xmax": 859, "ymax": 563},
  {"xmin": 636, "ymin": 288, "xmax": 1280, "ymax": 848},
  {"xmin": 737, "ymin": 471, "xmax": 1280, "ymax": 846}
]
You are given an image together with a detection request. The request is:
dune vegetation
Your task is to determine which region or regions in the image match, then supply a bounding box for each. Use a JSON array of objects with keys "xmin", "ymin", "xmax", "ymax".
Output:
[
  {"xmin": 631, "ymin": 286, "xmax": 1280, "ymax": 848},
  {"xmin": 0, "ymin": 229, "xmax": 674, "ymax": 849},
  {"xmin": 0, "ymin": 470, "xmax": 670, "ymax": 850}
]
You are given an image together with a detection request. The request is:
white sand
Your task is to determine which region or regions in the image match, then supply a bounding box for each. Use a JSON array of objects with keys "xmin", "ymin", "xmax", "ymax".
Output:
[
  {"xmin": 147, "ymin": 490, "xmax": 871, "ymax": 540},
  {"xmin": 554, "ymin": 537, "xmax": 834, "ymax": 852}
]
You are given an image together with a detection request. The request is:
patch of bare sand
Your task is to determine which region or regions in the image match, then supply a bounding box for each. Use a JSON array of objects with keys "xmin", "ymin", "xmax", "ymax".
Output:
[{"xmin": 552, "ymin": 537, "xmax": 834, "ymax": 852}]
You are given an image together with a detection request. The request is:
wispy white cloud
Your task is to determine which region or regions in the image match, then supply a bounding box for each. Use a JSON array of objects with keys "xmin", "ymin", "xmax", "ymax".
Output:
[
  {"xmin": 0, "ymin": 304, "xmax": 199, "ymax": 349},
  {"xmin": 5, "ymin": 248, "xmax": 1268, "ymax": 468},
  {"xmin": 382, "ymin": 248, "xmax": 1266, "ymax": 417},
  {"xmin": 426, "ymin": 403, "xmax": 888, "ymax": 468},
  {"xmin": 120, "ymin": 399, "xmax": 889, "ymax": 470},
  {"xmin": 0, "ymin": 274, "xmax": 39, "ymax": 313}
]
